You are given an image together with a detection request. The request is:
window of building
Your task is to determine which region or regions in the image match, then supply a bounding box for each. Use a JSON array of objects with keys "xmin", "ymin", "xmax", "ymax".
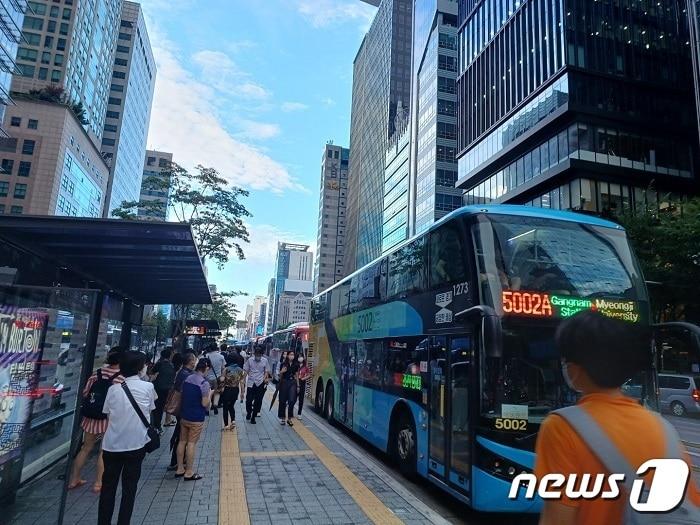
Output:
[
  {"xmin": 0, "ymin": 205, "xmax": 5, "ymax": 214},
  {"xmin": 17, "ymin": 64, "xmax": 34, "ymax": 77},
  {"xmin": 10, "ymin": 206, "xmax": 23, "ymax": 215},
  {"xmin": 54, "ymin": 54, "xmax": 63, "ymax": 66},
  {"xmin": 147, "ymin": 156, "xmax": 156, "ymax": 166},
  {"xmin": 24, "ymin": 32, "xmax": 40, "ymax": 45},
  {"xmin": 62, "ymin": 8, "xmax": 71, "ymax": 19},
  {"xmin": 23, "ymin": 17, "xmax": 43, "ymax": 31},
  {"xmin": 120, "ymin": 20, "xmax": 133, "ymax": 28},
  {"xmin": 57, "ymin": 38, "xmax": 65, "ymax": 51},
  {"xmin": 117, "ymin": 45, "xmax": 129, "ymax": 53},
  {"xmin": 28, "ymin": 119, "xmax": 38, "ymax": 130},
  {"xmin": 22, "ymin": 140, "xmax": 35, "ymax": 155},
  {"xmin": 13, "ymin": 184, "xmax": 27, "ymax": 199},
  {"xmin": 0, "ymin": 181, "xmax": 9, "ymax": 197},
  {"xmin": 47, "ymin": 20, "xmax": 56, "ymax": 33},
  {"xmin": 1, "ymin": 159, "xmax": 13, "ymax": 174},
  {"xmin": 43, "ymin": 35, "xmax": 53, "ymax": 48},
  {"xmin": 27, "ymin": 1, "xmax": 46, "ymax": 14},
  {"xmin": 110, "ymin": 83, "xmax": 123, "ymax": 92},
  {"xmin": 112, "ymin": 71, "xmax": 125, "ymax": 79},
  {"xmin": 59, "ymin": 22, "xmax": 68, "ymax": 35},
  {"xmin": 38, "ymin": 67, "xmax": 47, "ymax": 80},
  {"xmin": 49, "ymin": 5, "xmax": 59, "ymax": 17},
  {"xmin": 104, "ymin": 124, "xmax": 118, "ymax": 132},
  {"xmin": 108, "ymin": 97, "xmax": 121, "ymax": 105},
  {"xmin": 115, "ymin": 58, "xmax": 127, "ymax": 66},
  {"xmin": 106, "ymin": 111, "xmax": 119, "ymax": 119},
  {"xmin": 118, "ymin": 32, "xmax": 131, "ymax": 41},
  {"xmin": 102, "ymin": 138, "xmax": 115, "ymax": 146},
  {"xmin": 17, "ymin": 48, "xmax": 38, "ymax": 62},
  {"xmin": 51, "ymin": 69, "xmax": 60, "ymax": 82},
  {"xmin": 41, "ymin": 51, "xmax": 50, "ymax": 64},
  {"xmin": 17, "ymin": 161, "xmax": 30, "ymax": 177},
  {"xmin": 10, "ymin": 117, "xmax": 21, "ymax": 127}
]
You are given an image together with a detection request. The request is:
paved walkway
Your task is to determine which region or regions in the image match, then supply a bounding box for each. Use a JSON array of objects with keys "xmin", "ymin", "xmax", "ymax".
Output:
[{"xmin": 10, "ymin": 392, "xmax": 451, "ymax": 525}]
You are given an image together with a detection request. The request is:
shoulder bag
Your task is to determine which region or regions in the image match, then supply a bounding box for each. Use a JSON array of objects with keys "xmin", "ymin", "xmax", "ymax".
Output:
[{"xmin": 122, "ymin": 383, "xmax": 160, "ymax": 453}]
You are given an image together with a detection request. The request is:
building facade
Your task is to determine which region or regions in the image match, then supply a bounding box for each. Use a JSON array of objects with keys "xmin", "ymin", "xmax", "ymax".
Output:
[
  {"xmin": 138, "ymin": 150, "xmax": 172, "ymax": 220},
  {"xmin": 0, "ymin": 99, "xmax": 108, "ymax": 216},
  {"xmin": 382, "ymin": 114, "xmax": 410, "ymax": 253},
  {"xmin": 266, "ymin": 243, "xmax": 313, "ymax": 333},
  {"xmin": 344, "ymin": 0, "xmax": 413, "ymax": 275},
  {"xmin": 0, "ymin": 0, "xmax": 27, "ymax": 135},
  {"xmin": 457, "ymin": 0, "xmax": 698, "ymax": 214},
  {"xmin": 102, "ymin": 1, "xmax": 155, "ymax": 216},
  {"xmin": 313, "ymin": 143, "xmax": 350, "ymax": 295},
  {"xmin": 14, "ymin": 0, "xmax": 123, "ymax": 147},
  {"xmin": 410, "ymin": 0, "xmax": 460, "ymax": 234}
]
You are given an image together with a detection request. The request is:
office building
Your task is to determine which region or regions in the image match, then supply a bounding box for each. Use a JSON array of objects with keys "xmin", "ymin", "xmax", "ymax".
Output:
[
  {"xmin": 410, "ymin": 0, "xmax": 460, "ymax": 234},
  {"xmin": 266, "ymin": 243, "xmax": 313, "ymax": 333},
  {"xmin": 0, "ymin": 99, "xmax": 108, "ymax": 216},
  {"xmin": 382, "ymin": 110, "xmax": 410, "ymax": 253},
  {"xmin": 244, "ymin": 295, "xmax": 266, "ymax": 339},
  {"xmin": 0, "ymin": 0, "xmax": 27, "ymax": 135},
  {"xmin": 457, "ymin": 0, "xmax": 698, "ymax": 213},
  {"xmin": 138, "ymin": 150, "xmax": 172, "ymax": 220},
  {"xmin": 276, "ymin": 293, "xmax": 311, "ymax": 327},
  {"xmin": 13, "ymin": 0, "xmax": 122, "ymax": 147},
  {"xmin": 102, "ymin": 1, "xmax": 155, "ymax": 216},
  {"xmin": 344, "ymin": 0, "xmax": 412, "ymax": 275},
  {"xmin": 313, "ymin": 143, "xmax": 350, "ymax": 295},
  {"xmin": 689, "ymin": 0, "xmax": 700, "ymax": 142}
]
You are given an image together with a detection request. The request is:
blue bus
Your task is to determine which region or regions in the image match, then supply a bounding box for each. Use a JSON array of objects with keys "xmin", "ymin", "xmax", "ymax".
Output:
[{"xmin": 308, "ymin": 205, "xmax": 652, "ymax": 512}]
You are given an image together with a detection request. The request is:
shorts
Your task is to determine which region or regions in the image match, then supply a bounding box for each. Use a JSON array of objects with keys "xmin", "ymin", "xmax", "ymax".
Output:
[{"xmin": 180, "ymin": 419, "xmax": 204, "ymax": 443}]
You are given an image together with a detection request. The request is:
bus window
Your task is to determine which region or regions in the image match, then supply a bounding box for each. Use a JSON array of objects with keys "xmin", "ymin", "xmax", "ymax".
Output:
[
  {"xmin": 429, "ymin": 223, "xmax": 468, "ymax": 287},
  {"xmin": 384, "ymin": 338, "xmax": 423, "ymax": 402},
  {"xmin": 357, "ymin": 340, "xmax": 383, "ymax": 387},
  {"xmin": 388, "ymin": 238, "xmax": 428, "ymax": 298}
]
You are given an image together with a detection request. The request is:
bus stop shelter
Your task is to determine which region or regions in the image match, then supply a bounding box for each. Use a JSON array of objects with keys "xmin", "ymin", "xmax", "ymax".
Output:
[{"xmin": 0, "ymin": 215, "xmax": 211, "ymax": 523}]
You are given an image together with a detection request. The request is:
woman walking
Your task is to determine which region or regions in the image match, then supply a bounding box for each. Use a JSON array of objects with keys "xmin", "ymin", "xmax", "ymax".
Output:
[
  {"xmin": 277, "ymin": 351, "xmax": 299, "ymax": 426},
  {"xmin": 221, "ymin": 354, "xmax": 245, "ymax": 430},
  {"xmin": 296, "ymin": 356, "xmax": 311, "ymax": 420},
  {"xmin": 98, "ymin": 351, "xmax": 156, "ymax": 525},
  {"xmin": 69, "ymin": 348, "xmax": 123, "ymax": 493}
]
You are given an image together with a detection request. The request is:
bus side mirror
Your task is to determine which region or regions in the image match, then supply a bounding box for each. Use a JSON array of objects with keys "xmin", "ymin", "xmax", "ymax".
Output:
[{"xmin": 455, "ymin": 305, "xmax": 503, "ymax": 358}]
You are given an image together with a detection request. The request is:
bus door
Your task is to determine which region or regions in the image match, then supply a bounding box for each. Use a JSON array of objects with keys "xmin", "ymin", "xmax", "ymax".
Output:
[
  {"xmin": 339, "ymin": 342, "xmax": 355, "ymax": 428},
  {"xmin": 428, "ymin": 335, "xmax": 472, "ymax": 495}
]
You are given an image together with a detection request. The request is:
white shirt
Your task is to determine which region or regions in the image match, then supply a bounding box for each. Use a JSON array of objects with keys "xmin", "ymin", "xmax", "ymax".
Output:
[
  {"xmin": 243, "ymin": 356, "xmax": 270, "ymax": 387},
  {"xmin": 102, "ymin": 376, "xmax": 157, "ymax": 452}
]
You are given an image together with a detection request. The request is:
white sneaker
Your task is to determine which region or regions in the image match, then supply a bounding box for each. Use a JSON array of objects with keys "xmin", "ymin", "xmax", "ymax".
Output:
[
  {"xmin": 279, "ymin": 419, "xmax": 286, "ymax": 425},
  {"xmin": 297, "ymin": 414, "xmax": 303, "ymax": 420}
]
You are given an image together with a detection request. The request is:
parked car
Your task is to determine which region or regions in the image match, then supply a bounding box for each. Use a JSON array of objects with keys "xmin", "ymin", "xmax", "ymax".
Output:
[{"xmin": 658, "ymin": 373, "xmax": 700, "ymax": 417}]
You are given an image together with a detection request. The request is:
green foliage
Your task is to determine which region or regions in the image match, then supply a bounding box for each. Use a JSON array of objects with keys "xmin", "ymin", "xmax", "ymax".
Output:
[
  {"xmin": 178, "ymin": 291, "xmax": 242, "ymax": 331},
  {"xmin": 141, "ymin": 310, "xmax": 170, "ymax": 348},
  {"xmin": 16, "ymin": 87, "xmax": 89, "ymax": 126},
  {"xmin": 616, "ymin": 198, "xmax": 700, "ymax": 322},
  {"xmin": 112, "ymin": 163, "xmax": 251, "ymax": 269}
]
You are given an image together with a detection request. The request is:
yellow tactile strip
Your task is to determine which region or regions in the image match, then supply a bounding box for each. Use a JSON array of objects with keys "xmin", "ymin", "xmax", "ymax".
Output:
[
  {"xmin": 239, "ymin": 450, "xmax": 315, "ymax": 458},
  {"xmin": 219, "ymin": 428, "xmax": 250, "ymax": 525},
  {"xmin": 293, "ymin": 421, "xmax": 404, "ymax": 525}
]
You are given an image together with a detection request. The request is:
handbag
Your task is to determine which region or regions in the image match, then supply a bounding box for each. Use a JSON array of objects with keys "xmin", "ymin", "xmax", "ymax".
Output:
[
  {"xmin": 122, "ymin": 383, "xmax": 160, "ymax": 453},
  {"xmin": 163, "ymin": 388, "xmax": 181, "ymax": 416}
]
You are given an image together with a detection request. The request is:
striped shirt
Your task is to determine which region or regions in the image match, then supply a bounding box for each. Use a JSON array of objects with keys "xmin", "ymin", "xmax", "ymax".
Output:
[{"xmin": 80, "ymin": 364, "xmax": 123, "ymax": 435}]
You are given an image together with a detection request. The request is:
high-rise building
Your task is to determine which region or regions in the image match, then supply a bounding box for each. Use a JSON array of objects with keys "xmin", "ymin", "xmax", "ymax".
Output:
[
  {"xmin": 138, "ymin": 150, "xmax": 172, "ymax": 221},
  {"xmin": 457, "ymin": 0, "xmax": 698, "ymax": 213},
  {"xmin": 688, "ymin": 0, "xmax": 700, "ymax": 142},
  {"xmin": 0, "ymin": 0, "xmax": 27, "ymax": 136},
  {"xmin": 382, "ymin": 112, "xmax": 410, "ymax": 253},
  {"xmin": 244, "ymin": 295, "xmax": 266, "ymax": 339},
  {"xmin": 344, "ymin": 0, "xmax": 413, "ymax": 275},
  {"xmin": 313, "ymin": 143, "xmax": 350, "ymax": 295},
  {"xmin": 102, "ymin": 1, "xmax": 155, "ymax": 216},
  {"xmin": 266, "ymin": 243, "xmax": 313, "ymax": 333},
  {"xmin": 410, "ymin": 0, "xmax": 460, "ymax": 234},
  {"xmin": 0, "ymin": 99, "xmax": 108, "ymax": 216},
  {"xmin": 13, "ymin": 0, "xmax": 123, "ymax": 148}
]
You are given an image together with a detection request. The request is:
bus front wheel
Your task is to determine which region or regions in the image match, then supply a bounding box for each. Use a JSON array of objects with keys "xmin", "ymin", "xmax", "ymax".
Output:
[
  {"xmin": 392, "ymin": 410, "xmax": 417, "ymax": 476},
  {"xmin": 324, "ymin": 382, "xmax": 335, "ymax": 421}
]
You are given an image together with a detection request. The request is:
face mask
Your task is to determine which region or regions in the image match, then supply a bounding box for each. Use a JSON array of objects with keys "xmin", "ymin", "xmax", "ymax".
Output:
[
  {"xmin": 255, "ymin": 355, "xmax": 261, "ymax": 362},
  {"xmin": 561, "ymin": 361, "xmax": 580, "ymax": 392},
  {"xmin": 298, "ymin": 357, "xmax": 303, "ymax": 363}
]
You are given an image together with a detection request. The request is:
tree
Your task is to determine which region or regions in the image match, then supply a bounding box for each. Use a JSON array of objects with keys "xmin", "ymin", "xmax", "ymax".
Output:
[
  {"xmin": 16, "ymin": 87, "xmax": 89, "ymax": 126},
  {"xmin": 177, "ymin": 291, "xmax": 242, "ymax": 332},
  {"xmin": 616, "ymin": 197, "xmax": 700, "ymax": 322},
  {"xmin": 141, "ymin": 310, "xmax": 170, "ymax": 356},
  {"xmin": 112, "ymin": 163, "xmax": 251, "ymax": 269}
]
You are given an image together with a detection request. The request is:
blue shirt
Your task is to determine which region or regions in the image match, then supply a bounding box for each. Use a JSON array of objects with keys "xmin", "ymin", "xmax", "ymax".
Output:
[{"xmin": 180, "ymin": 373, "xmax": 211, "ymax": 422}]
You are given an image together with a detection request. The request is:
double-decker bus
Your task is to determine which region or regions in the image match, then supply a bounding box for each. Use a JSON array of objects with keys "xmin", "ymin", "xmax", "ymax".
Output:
[
  {"xmin": 272, "ymin": 322, "xmax": 309, "ymax": 356},
  {"xmin": 308, "ymin": 205, "xmax": 652, "ymax": 512}
]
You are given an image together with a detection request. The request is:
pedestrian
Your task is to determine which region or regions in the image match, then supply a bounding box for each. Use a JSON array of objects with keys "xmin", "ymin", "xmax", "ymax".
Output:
[
  {"xmin": 164, "ymin": 352, "xmax": 183, "ymax": 427},
  {"xmin": 69, "ymin": 347, "xmax": 123, "ymax": 493},
  {"xmin": 278, "ymin": 350, "xmax": 299, "ymax": 426},
  {"xmin": 296, "ymin": 355, "xmax": 311, "ymax": 420},
  {"xmin": 98, "ymin": 351, "xmax": 156, "ymax": 525},
  {"xmin": 221, "ymin": 354, "xmax": 245, "ymax": 430},
  {"xmin": 239, "ymin": 349, "xmax": 248, "ymax": 404},
  {"xmin": 167, "ymin": 352, "xmax": 196, "ymax": 471},
  {"xmin": 535, "ymin": 311, "xmax": 700, "ymax": 525},
  {"xmin": 175, "ymin": 357, "xmax": 211, "ymax": 481},
  {"xmin": 150, "ymin": 348, "xmax": 175, "ymax": 433},
  {"xmin": 243, "ymin": 346, "xmax": 270, "ymax": 424},
  {"xmin": 205, "ymin": 343, "xmax": 225, "ymax": 414}
]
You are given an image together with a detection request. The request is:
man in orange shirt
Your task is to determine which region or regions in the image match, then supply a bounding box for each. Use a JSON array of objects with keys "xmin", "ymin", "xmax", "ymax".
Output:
[{"xmin": 535, "ymin": 311, "xmax": 700, "ymax": 525}]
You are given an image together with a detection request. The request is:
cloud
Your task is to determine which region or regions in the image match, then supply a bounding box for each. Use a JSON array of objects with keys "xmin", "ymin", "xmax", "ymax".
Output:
[
  {"xmin": 192, "ymin": 49, "xmax": 271, "ymax": 100},
  {"xmin": 146, "ymin": 34, "xmax": 305, "ymax": 194},
  {"xmin": 321, "ymin": 97, "xmax": 336, "ymax": 107},
  {"xmin": 236, "ymin": 120, "xmax": 281, "ymax": 140},
  {"xmin": 281, "ymin": 101, "xmax": 309, "ymax": 112},
  {"xmin": 227, "ymin": 40, "xmax": 256, "ymax": 54},
  {"xmin": 241, "ymin": 223, "xmax": 315, "ymax": 265},
  {"xmin": 295, "ymin": 0, "xmax": 376, "ymax": 28}
]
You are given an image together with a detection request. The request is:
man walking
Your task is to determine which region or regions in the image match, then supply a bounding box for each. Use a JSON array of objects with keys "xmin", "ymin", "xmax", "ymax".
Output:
[
  {"xmin": 205, "ymin": 343, "xmax": 225, "ymax": 414},
  {"xmin": 243, "ymin": 346, "xmax": 270, "ymax": 424}
]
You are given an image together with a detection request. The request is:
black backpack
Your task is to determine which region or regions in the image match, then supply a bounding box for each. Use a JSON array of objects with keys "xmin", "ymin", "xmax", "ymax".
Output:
[{"xmin": 81, "ymin": 369, "xmax": 120, "ymax": 420}]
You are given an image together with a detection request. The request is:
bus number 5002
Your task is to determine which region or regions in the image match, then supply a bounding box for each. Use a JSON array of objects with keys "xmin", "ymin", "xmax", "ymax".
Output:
[
  {"xmin": 494, "ymin": 418, "xmax": 527, "ymax": 431},
  {"xmin": 357, "ymin": 313, "xmax": 374, "ymax": 333}
]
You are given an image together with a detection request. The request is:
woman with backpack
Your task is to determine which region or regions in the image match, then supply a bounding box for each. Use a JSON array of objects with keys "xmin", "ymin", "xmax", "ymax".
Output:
[{"xmin": 68, "ymin": 348, "xmax": 123, "ymax": 492}]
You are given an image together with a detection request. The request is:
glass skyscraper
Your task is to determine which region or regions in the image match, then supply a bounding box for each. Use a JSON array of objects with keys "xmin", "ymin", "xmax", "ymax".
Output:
[
  {"xmin": 0, "ymin": 0, "xmax": 26, "ymax": 136},
  {"xmin": 345, "ymin": 0, "xmax": 413, "ymax": 275},
  {"xmin": 457, "ymin": 0, "xmax": 698, "ymax": 214}
]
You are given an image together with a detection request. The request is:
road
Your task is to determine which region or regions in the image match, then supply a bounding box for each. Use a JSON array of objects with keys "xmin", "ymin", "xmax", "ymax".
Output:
[{"xmin": 667, "ymin": 414, "xmax": 700, "ymax": 468}]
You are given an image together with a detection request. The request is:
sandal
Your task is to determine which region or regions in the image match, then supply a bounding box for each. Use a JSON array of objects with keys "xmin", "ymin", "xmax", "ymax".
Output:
[
  {"xmin": 67, "ymin": 479, "xmax": 87, "ymax": 490},
  {"xmin": 92, "ymin": 483, "xmax": 101, "ymax": 494},
  {"xmin": 174, "ymin": 472, "xmax": 185, "ymax": 478},
  {"xmin": 184, "ymin": 474, "xmax": 203, "ymax": 481},
  {"xmin": 287, "ymin": 420, "xmax": 294, "ymax": 427},
  {"xmin": 164, "ymin": 421, "xmax": 176, "ymax": 427}
]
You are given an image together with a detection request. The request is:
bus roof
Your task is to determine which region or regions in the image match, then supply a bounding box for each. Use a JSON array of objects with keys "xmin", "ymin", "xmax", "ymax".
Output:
[{"xmin": 316, "ymin": 205, "xmax": 624, "ymax": 298}]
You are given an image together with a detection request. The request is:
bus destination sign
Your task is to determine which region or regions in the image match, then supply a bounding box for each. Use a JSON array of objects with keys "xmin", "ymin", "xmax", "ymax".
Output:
[{"xmin": 501, "ymin": 290, "xmax": 640, "ymax": 323}]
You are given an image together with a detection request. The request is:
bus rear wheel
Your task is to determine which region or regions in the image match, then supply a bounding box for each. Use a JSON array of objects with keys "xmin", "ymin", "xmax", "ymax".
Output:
[
  {"xmin": 392, "ymin": 411, "xmax": 417, "ymax": 477},
  {"xmin": 324, "ymin": 382, "xmax": 335, "ymax": 421}
]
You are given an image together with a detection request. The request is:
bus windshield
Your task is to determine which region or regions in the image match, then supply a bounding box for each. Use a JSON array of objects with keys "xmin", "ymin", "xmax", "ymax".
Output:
[{"xmin": 472, "ymin": 214, "xmax": 651, "ymax": 424}]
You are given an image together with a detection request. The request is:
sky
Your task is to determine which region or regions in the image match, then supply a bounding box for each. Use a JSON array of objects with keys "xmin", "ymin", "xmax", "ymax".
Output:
[{"xmin": 139, "ymin": 0, "xmax": 378, "ymax": 316}]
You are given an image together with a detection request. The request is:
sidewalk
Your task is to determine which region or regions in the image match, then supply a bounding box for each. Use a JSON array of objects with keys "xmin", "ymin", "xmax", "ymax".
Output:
[{"xmin": 9, "ymin": 392, "xmax": 450, "ymax": 525}]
